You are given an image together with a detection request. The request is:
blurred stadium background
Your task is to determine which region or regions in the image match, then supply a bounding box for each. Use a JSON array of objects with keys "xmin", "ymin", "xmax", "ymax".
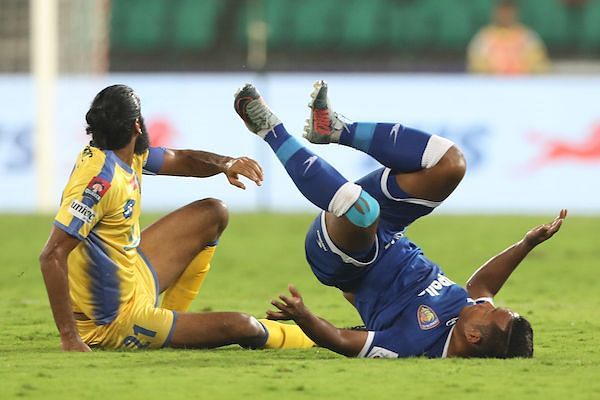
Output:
[{"xmin": 1, "ymin": 0, "xmax": 599, "ymax": 215}]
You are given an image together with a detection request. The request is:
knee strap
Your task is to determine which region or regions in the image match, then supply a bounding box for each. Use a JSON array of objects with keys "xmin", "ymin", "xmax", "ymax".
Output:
[
  {"xmin": 328, "ymin": 182, "xmax": 380, "ymax": 228},
  {"xmin": 345, "ymin": 190, "xmax": 380, "ymax": 228}
]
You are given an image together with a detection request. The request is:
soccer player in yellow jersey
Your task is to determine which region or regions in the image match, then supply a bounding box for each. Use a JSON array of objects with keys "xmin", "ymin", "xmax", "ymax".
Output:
[{"xmin": 40, "ymin": 84, "xmax": 314, "ymax": 352}]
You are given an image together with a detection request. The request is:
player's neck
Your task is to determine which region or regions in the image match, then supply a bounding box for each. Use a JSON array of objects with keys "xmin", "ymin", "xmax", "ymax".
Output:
[
  {"xmin": 446, "ymin": 326, "xmax": 467, "ymax": 357},
  {"xmin": 113, "ymin": 144, "xmax": 135, "ymax": 168}
]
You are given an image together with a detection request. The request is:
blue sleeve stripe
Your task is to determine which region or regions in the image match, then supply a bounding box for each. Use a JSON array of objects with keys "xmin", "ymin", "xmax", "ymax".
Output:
[
  {"xmin": 143, "ymin": 147, "xmax": 166, "ymax": 175},
  {"xmin": 353, "ymin": 123, "xmax": 377, "ymax": 153},
  {"xmin": 66, "ymin": 154, "xmax": 116, "ymax": 235},
  {"xmin": 53, "ymin": 220, "xmax": 85, "ymax": 241},
  {"xmin": 138, "ymin": 248, "xmax": 160, "ymax": 307},
  {"xmin": 275, "ymin": 137, "xmax": 303, "ymax": 165},
  {"xmin": 162, "ymin": 311, "xmax": 178, "ymax": 348}
]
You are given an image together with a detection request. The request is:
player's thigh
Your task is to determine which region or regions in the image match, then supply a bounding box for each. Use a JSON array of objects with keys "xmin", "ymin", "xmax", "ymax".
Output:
[
  {"xmin": 394, "ymin": 145, "xmax": 466, "ymax": 202},
  {"xmin": 139, "ymin": 198, "xmax": 229, "ymax": 292},
  {"xmin": 304, "ymin": 212, "xmax": 376, "ymax": 292},
  {"xmin": 168, "ymin": 312, "xmax": 265, "ymax": 349}
]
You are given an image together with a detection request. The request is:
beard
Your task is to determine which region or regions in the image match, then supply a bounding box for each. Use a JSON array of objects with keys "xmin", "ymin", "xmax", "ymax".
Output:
[{"xmin": 134, "ymin": 116, "xmax": 151, "ymax": 155}]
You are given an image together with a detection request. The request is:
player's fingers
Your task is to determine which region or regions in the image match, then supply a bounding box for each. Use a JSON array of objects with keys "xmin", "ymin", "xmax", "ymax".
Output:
[
  {"xmin": 228, "ymin": 176, "xmax": 246, "ymax": 190},
  {"xmin": 234, "ymin": 165, "xmax": 262, "ymax": 185},
  {"xmin": 549, "ymin": 218, "xmax": 563, "ymax": 234},
  {"xmin": 279, "ymin": 294, "xmax": 293, "ymax": 305},
  {"xmin": 266, "ymin": 310, "xmax": 289, "ymax": 320},
  {"xmin": 271, "ymin": 300, "xmax": 288, "ymax": 312},
  {"xmin": 246, "ymin": 159, "xmax": 265, "ymax": 181},
  {"xmin": 558, "ymin": 209, "xmax": 566, "ymax": 219},
  {"xmin": 288, "ymin": 284, "xmax": 301, "ymax": 298}
]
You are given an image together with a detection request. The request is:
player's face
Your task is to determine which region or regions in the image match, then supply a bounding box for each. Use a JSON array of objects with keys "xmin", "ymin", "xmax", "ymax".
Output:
[{"xmin": 460, "ymin": 302, "xmax": 516, "ymax": 332}]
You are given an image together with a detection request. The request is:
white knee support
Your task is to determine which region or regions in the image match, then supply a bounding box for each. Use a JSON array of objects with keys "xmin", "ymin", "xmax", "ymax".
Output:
[
  {"xmin": 421, "ymin": 135, "xmax": 455, "ymax": 168},
  {"xmin": 328, "ymin": 182, "xmax": 380, "ymax": 228},
  {"xmin": 328, "ymin": 182, "xmax": 362, "ymax": 217}
]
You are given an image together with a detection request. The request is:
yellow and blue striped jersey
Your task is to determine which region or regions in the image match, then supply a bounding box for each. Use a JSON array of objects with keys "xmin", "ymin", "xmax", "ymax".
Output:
[{"xmin": 54, "ymin": 144, "xmax": 165, "ymax": 325}]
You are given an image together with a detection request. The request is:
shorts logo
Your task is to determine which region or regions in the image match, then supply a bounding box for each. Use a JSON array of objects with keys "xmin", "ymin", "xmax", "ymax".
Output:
[
  {"xmin": 68, "ymin": 200, "xmax": 96, "ymax": 223},
  {"xmin": 84, "ymin": 176, "xmax": 111, "ymax": 202},
  {"xmin": 417, "ymin": 305, "xmax": 440, "ymax": 330},
  {"xmin": 123, "ymin": 199, "xmax": 136, "ymax": 219}
]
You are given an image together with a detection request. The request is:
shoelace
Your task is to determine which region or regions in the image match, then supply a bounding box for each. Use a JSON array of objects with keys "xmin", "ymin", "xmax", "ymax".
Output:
[{"xmin": 313, "ymin": 108, "xmax": 331, "ymax": 135}]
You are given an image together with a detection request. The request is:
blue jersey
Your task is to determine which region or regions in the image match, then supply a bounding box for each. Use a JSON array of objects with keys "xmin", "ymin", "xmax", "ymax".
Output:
[
  {"xmin": 354, "ymin": 235, "xmax": 469, "ymax": 358},
  {"xmin": 304, "ymin": 167, "xmax": 486, "ymax": 358}
]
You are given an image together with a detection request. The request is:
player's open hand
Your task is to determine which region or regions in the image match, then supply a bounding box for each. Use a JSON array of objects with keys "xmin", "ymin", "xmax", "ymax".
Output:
[
  {"xmin": 223, "ymin": 157, "xmax": 264, "ymax": 189},
  {"xmin": 524, "ymin": 209, "xmax": 567, "ymax": 248},
  {"xmin": 266, "ymin": 284, "xmax": 309, "ymax": 322}
]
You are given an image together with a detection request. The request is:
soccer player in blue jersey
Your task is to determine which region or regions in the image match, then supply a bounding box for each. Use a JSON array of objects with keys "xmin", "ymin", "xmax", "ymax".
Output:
[
  {"xmin": 234, "ymin": 81, "xmax": 566, "ymax": 358},
  {"xmin": 40, "ymin": 84, "xmax": 315, "ymax": 352}
]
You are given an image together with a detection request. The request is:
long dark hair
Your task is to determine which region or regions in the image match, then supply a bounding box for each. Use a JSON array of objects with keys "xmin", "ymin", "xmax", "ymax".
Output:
[{"xmin": 85, "ymin": 84, "xmax": 149, "ymax": 154}]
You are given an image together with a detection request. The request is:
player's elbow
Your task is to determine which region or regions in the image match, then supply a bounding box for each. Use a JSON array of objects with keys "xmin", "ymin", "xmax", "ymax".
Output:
[{"xmin": 39, "ymin": 244, "xmax": 67, "ymax": 272}]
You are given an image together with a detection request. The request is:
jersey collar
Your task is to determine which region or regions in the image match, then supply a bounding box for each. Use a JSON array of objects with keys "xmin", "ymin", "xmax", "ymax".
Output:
[{"xmin": 441, "ymin": 325, "xmax": 456, "ymax": 358}]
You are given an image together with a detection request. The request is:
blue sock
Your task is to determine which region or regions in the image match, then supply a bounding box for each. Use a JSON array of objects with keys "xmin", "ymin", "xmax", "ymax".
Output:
[
  {"xmin": 264, "ymin": 124, "xmax": 348, "ymax": 211},
  {"xmin": 339, "ymin": 122, "xmax": 432, "ymax": 172}
]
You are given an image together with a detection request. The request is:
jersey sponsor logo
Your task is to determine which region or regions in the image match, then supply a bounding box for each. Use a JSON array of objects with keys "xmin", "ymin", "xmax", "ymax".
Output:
[
  {"xmin": 417, "ymin": 305, "xmax": 440, "ymax": 330},
  {"xmin": 367, "ymin": 346, "xmax": 399, "ymax": 358},
  {"xmin": 418, "ymin": 273, "xmax": 456, "ymax": 297},
  {"xmin": 123, "ymin": 199, "xmax": 136, "ymax": 219},
  {"xmin": 68, "ymin": 200, "xmax": 95, "ymax": 223},
  {"xmin": 446, "ymin": 317, "xmax": 459, "ymax": 327},
  {"xmin": 384, "ymin": 231, "xmax": 404, "ymax": 249},
  {"xmin": 84, "ymin": 176, "xmax": 111, "ymax": 202}
]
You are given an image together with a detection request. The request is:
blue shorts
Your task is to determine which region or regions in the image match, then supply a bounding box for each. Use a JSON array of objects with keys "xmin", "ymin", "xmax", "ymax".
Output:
[{"xmin": 304, "ymin": 167, "xmax": 442, "ymax": 292}]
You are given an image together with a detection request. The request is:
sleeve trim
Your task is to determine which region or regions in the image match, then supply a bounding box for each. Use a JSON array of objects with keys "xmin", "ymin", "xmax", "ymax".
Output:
[
  {"xmin": 53, "ymin": 220, "xmax": 85, "ymax": 241},
  {"xmin": 357, "ymin": 331, "xmax": 375, "ymax": 358}
]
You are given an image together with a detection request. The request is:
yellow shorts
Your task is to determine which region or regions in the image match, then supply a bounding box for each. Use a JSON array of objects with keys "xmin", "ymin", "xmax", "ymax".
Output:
[{"xmin": 76, "ymin": 249, "xmax": 177, "ymax": 349}]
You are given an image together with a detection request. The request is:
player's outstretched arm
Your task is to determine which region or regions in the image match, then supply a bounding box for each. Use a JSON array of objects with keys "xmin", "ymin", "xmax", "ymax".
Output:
[
  {"xmin": 39, "ymin": 227, "xmax": 91, "ymax": 352},
  {"xmin": 466, "ymin": 209, "xmax": 567, "ymax": 299},
  {"xmin": 158, "ymin": 149, "xmax": 264, "ymax": 189},
  {"xmin": 267, "ymin": 284, "xmax": 367, "ymax": 357}
]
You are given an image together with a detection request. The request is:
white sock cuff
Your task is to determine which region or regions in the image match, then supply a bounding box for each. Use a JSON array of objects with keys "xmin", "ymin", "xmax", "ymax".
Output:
[
  {"xmin": 328, "ymin": 182, "xmax": 362, "ymax": 217},
  {"xmin": 421, "ymin": 135, "xmax": 454, "ymax": 169}
]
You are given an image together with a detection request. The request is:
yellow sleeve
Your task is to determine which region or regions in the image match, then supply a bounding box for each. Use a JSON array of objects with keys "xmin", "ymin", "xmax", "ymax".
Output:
[{"xmin": 54, "ymin": 157, "xmax": 114, "ymax": 240}]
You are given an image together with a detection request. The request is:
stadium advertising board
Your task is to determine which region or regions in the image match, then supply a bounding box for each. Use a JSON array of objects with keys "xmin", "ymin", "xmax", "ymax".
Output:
[{"xmin": 0, "ymin": 74, "xmax": 598, "ymax": 214}]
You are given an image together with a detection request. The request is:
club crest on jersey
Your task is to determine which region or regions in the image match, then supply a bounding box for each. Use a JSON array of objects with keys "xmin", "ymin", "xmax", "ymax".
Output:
[
  {"xmin": 84, "ymin": 176, "xmax": 111, "ymax": 202},
  {"xmin": 417, "ymin": 305, "xmax": 440, "ymax": 330},
  {"xmin": 123, "ymin": 199, "xmax": 136, "ymax": 219}
]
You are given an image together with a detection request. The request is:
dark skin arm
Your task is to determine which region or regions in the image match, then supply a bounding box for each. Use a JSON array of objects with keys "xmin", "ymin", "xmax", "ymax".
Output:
[
  {"xmin": 39, "ymin": 227, "xmax": 90, "ymax": 352},
  {"xmin": 466, "ymin": 209, "xmax": 567, "ymax": 299},
  {"xmin": 267, "ymin": 285, "xmax": 367, "ymax": 357},
  {"xmin": 158, "ymin": 149, "xmax": 264, "ymax": 189}
]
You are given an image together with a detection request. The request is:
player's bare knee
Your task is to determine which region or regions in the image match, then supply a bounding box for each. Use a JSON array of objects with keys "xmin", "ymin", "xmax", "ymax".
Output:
[
  {"xmin": 440, "ymin": 146, "xmax": 467, "ymax": 183},
  {"xmin": 193, "ymin": 198, "xmax": 230, "ymax": 235},
  {"xmin": 229, "ymin": 313, "xmax": 265, "ymax": 341}
]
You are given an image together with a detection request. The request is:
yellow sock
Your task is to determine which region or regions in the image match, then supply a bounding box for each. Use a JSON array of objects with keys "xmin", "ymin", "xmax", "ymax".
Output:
[
  {"xmin": 160, "ymin": 245, "xmax": 216, "ymax": 312},
  {"xmin": 258, "ymin": 319, "xmax": 316, "ymax": 349}
]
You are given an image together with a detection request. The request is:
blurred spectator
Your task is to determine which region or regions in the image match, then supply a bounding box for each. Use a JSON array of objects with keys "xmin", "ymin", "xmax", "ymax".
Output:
[{"xmin": 467, "ymin": 0, "xmax": 550, "ymax": 74}]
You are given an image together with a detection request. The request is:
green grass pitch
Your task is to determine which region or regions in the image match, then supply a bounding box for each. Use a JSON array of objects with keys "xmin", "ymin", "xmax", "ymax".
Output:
[{"xmin": 0, "ymin": 213, "xmax": 598, "ymax": 399}]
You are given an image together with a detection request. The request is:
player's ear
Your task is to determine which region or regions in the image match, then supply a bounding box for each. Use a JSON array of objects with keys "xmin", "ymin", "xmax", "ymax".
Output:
[
  {"xmin": 465, "ymin": 327, "xmax": 482, "ymax": 344},
  {"xmin": 134, "ymin": 118, "xmax": 141, "ymax": 135}
]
